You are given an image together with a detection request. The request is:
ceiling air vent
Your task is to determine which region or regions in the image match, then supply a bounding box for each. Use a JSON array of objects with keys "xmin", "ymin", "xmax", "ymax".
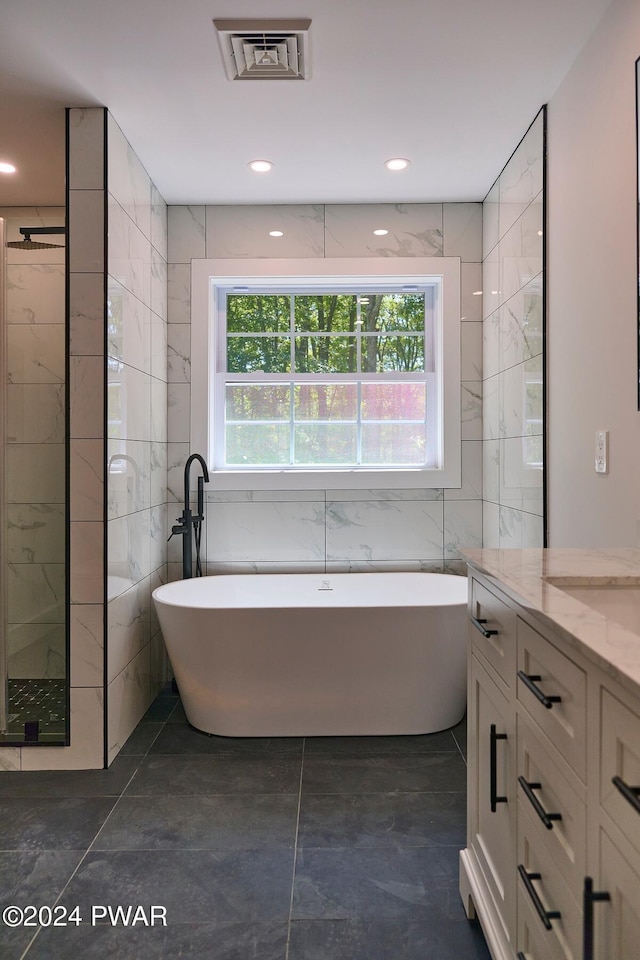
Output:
[{"xmin": 213, "ymin": 19, "xmax": 311, "ymax": 80}]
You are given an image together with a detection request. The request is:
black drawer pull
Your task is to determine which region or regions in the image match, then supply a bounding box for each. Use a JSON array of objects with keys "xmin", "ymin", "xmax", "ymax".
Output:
[
  {"xmin": 583, "ymin": 876, "xmax": 610, "ymax": 960},
  {"xmin": 518, "ymin": 864, "xmax": 561, "ymax": 930},
  {"xmin": 490, "ymin": 723, "xmax": 508, "ymax": 812},
  {"xmin": 517, "ymin": 671, "xmax": 562, "ymax": 709},
  {"xmin": 612, "ymin": 775, "xmax": 640, "ymax": 815},
  {"xmin": 471, "ymin": 615, "xmax": 498, "ymax": 638},
  {"xmin": 518, "ymin": 776, "xmax": 562, "ymax": 830}
]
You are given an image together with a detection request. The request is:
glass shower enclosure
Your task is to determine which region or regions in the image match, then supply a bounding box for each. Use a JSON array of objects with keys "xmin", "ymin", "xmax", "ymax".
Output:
[{"xmin": 0, "ymin": 212, "xmax": 69, "ymax": 745}]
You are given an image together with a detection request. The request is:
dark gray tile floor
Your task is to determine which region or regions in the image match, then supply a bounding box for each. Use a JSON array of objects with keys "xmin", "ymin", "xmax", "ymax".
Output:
[{"xmin": 0, "ymin": 687, "xmax": 488, "ymax": 960}]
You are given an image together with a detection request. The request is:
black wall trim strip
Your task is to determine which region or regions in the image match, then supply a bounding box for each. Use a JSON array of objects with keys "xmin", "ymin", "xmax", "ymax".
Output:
[
  {"xmin": 102, "ymin": 107, "xmax": 109, "ymax": 769},
  {"xmin": 64, "ymin": 108, "xmax": 72, "ymax": 746},
  {"xmin": 542, "ymin": 104, "xmax": 548, "ymax": 548}
]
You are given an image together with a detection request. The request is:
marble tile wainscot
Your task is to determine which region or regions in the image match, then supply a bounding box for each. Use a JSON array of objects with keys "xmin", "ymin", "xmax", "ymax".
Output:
[{"xmin": 167, "ymin": 201, "xmax": 484, "ymax": 580}]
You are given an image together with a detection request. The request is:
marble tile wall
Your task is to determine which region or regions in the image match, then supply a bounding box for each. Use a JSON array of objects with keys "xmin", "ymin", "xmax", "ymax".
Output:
[
  {"xmin": 482, "ymin": 109, "xmax": 545, "ymax": 548},
  {"xmin": 2, "ymin": 207, "xmax": 66, "ymax": 683},
  {"xmin": 167, "ymin": 202, "xmax": 483, "ymax": 577},
  {"xmin": 106, "ymin": 114, "xmax": 168, "ymax": 764},
  {"xmin": 0, "ymin": 109, "xmax": 169, "ymax": 772}
]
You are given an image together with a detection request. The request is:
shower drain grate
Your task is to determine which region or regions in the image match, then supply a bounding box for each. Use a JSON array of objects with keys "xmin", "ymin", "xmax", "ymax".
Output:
[{"xmin": 6, "ymin": 679, "xmax": 67, "ymax": 736}]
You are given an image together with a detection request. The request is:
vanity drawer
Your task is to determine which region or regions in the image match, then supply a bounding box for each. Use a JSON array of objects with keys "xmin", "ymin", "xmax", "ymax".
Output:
[
  {"xmin": 596, "ymin": 828, "xmax": 640, "ymax": 960},
  {"xmin": 517, "ymin": 714, "xmax": 586, "ymax": 895},
  {"xmin": 517, "ymin": 619, "xmax": 586, "ymax": 780},
  {"xmin": 517, "ymin": 802, "xmax": 582, "ymax": 960},
  {"xmin": 600, "ymin": 688, "xmax": 640, "ymax": 858},
  {"xmin": 517, "ymin": 879, "xmax": 569, "ymax": 960},
  {"xmin": 470, "ymin": 578, "xmax": 516, "ymax": 686}
]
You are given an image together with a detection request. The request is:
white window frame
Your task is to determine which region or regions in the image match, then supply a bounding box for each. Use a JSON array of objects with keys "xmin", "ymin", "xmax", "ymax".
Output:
[{"xmin": 191, "ymin": 258, "xmax": 461, "ymax": 491}]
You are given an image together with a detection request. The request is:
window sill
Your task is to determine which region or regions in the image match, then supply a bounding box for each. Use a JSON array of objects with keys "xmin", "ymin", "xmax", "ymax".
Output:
[{"xmin": 206, "ymin": 466, "xmax": 461, "ymax": 492}]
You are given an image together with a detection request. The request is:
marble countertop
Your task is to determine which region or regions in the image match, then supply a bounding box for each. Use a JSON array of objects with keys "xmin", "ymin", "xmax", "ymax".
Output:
[{"xmin": 461, "ymin": 548, "xmax": 640, "ymax": 699}]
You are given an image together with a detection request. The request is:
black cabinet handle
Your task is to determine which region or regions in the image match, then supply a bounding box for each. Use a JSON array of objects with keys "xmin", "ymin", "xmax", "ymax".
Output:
[
  {"xmin": 517, "ymin": 671, "xmax": 562, "ymax": 709},
  {"xmin": 471, "ymin": 615, "xmax": 498, "ymax": 638},
  {"xmin": 490, "ymin": 723, "xmax": 508, "ymax": 812},
  {"xmin": 518, "ymin": 776, "xmax": 563, "ymax": 830},
  {"xmin": 612, "ymin": 775, "xmax": 640, "ymax": 815},
  {"xmin": 583, "ymin": 876, "xmax": 610, "ymax": 960},
  {"xmin": 517, "ymin": 954, "xmax": 527, "ymax": 960},
  {"xmin": 518, "ymin": 864, "xmax": 561, "ymax": 930}
]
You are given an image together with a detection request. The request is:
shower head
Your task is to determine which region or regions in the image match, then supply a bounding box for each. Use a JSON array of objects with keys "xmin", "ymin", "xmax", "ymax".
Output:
[
  {"xmin": 7, "ymin": 239, "xmax": 64, "ymax": 249},
  {"xmin": 6, "ymin": 225, "xmax": 66, "ymax": 250}
]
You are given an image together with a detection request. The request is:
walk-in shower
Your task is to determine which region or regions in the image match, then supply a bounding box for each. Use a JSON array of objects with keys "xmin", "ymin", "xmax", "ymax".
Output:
[{"xmin": 1, "ymin": 214, "xmax": 69, "ymax": 745}]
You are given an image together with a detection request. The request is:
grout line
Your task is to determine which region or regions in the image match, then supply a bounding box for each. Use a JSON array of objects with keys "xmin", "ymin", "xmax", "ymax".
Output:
[
  {"xmin": 17, "ymin": 701, "xmax": 174, "ymax": 957},
  {"xmin": 285, "ymin": 737, "xmax": 305, "ymax": 960},
  {"xmin": 82, "ymin": 760, "xmax": 150, "ymax": 854},
  {"xmin": 451, "ymin": 727, "xmax": 467, "ymax": 766},
  {"xmin": 18, "ymin": 928, "xmax": 41, "ymax": 960},
  {"xmin": 85, "ymin": 702, "xmax": 179, "ymax": 849},
  {"xmin": 324, "ymin": 493, "xmax": 327, "ymax": 575}
]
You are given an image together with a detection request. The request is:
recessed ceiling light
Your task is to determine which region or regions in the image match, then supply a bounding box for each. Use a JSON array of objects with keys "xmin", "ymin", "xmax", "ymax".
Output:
[
  {"xmin": 384, "ymin": 158, "xmax": 410, "ymax": 171},
  {"xmin": 0, "ymin": 162, "xmax": 16, "ymax": 174},
  {"xmin": 472, "ymin": 290, "xmax": 483, "ymax": 296},
  {"xmin": 269, "ymin": 230, "xmax": 283, "ymax": 237},
  {"xmin": 248, "ymin": 160, "xmax": 273, "ymax": 173},
  {"xmin": 537, "ymin": 230, "xmax": 543, "ymax": 236},
  {"xmin": 373, "ymin": 228, "xmax": 388, "ymax": 236}
]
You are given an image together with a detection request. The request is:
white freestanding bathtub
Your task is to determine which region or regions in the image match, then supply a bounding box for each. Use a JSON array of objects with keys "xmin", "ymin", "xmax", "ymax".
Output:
[{"xmin": 152, "ymin": 572, "xmax": 468, "ymax": 737}]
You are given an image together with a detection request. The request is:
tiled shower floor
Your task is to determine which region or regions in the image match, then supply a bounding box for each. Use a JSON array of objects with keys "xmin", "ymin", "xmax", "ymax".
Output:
[{"xmin": 0, "ymin": 686, "xmax": 490, "ymax": 960}]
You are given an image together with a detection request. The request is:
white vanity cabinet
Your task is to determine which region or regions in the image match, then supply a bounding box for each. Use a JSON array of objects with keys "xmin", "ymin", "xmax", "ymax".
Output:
[
  {"xmin": 467, "ymin": 653, "xmax": 516, "ymax": 953},
  {"xmin": 594, "ymin": 684, "xmax": 640, "ymax": 959},
  {"xmin": 460, "ymin": 567, "xmax": 640, "ymax": 960},
  {"xmin": 461, "ymin": 578, "xmax": 517, "ymax": 958}
]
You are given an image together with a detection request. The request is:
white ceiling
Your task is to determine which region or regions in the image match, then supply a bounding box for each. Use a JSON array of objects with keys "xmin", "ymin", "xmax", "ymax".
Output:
[{"xmin": 0, "ymin": 0, "xmax": 613, "ymax": 207}]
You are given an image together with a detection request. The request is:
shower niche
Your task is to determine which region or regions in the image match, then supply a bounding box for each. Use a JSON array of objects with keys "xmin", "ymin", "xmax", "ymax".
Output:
[{"xmin": 1, "ymin": 211, "xmax": 69, "ymax": 745}]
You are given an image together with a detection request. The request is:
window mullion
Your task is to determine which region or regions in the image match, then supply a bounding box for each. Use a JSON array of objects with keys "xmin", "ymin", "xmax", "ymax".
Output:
[
  {"xmin": 218, "ymin": 289, "xmax": 227, "ymax": 468},
  {"xmin": 289, "ymin": 295, "xmax": 295, "ymax": 464},
  {"xmin": 357, "ymin": 380, "xmax": 362, "ymax": 465},
  {"xmin": 356, "ymin": 297, "xmax": 362, "ymax": 373},
  {"xmin": 289, "ymin": 380, "xmax": 295, "ymax": 465},
  {"xmin": 425, "ymin": 373, "xmax": 437, "ymax": 466}
]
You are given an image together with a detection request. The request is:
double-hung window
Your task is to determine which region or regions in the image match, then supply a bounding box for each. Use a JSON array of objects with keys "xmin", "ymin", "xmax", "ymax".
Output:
[
  {"xmin": 219, "ymin": 287, "xmax": 434, "ymax": 469},
  {"xmin": 191, "ymin": 258, "xmax": 461, "ymax": 490}
]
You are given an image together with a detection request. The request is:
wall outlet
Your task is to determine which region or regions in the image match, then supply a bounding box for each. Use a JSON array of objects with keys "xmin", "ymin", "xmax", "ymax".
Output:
[{"xmin": 595, "ymin": 429, "xmax": 608, "ymax": 474}]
